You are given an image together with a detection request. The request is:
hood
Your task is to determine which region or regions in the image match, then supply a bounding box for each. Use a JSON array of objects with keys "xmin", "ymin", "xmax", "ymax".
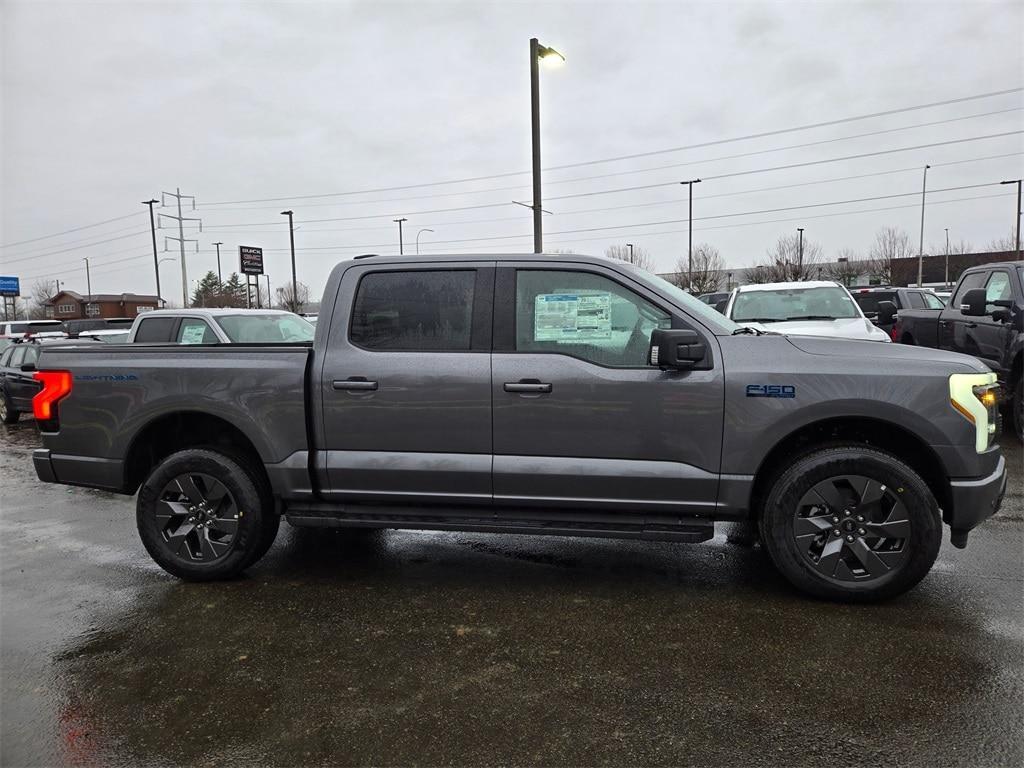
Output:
[
  {"xmin": 785, "ymin": 335, "xmax": 991, "ymax": 372},
  {"xmin": 739, "ymin": 317, "xmax": 889, "ymax": 342}
]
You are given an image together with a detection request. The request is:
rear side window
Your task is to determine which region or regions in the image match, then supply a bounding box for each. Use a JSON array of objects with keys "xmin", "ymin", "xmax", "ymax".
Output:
[
  {"xmin": 952, "ymin": 271, "xmax": 987, "ymax": 307},
  {"xmin": 1, "ymin": 348, "xmax": 14, "ymax": 366},
  {"xmin": 9, "ymin": 347, "xmax": 25, "ymax": 367},
  {"xmin": 176, "ymin": 319, "xmax": 219, "ymax": 344},
  {"xmin": 350, "ymin": 270, "xmax": 476, "ymax": 351},
  {"xmin": 853, "ymin": 292, "xmax": 898, "ymax": 314},
  {"xmin": 134, "ymin": 317, "xmax": 177, "ymax": 343}
]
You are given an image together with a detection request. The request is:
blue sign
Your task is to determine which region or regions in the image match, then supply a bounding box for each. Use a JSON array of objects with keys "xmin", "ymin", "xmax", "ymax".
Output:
[{"xmin": 0, "ymin": 276, "xmax": 19, "ymax": 297}]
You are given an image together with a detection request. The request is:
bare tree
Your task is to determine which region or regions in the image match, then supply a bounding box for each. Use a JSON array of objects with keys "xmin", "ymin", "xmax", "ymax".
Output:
[
  {"xmin": 674, "ymin": 243, "xmax": 725, "ymax": 295},
  {"xmin": 275, "ymin": 281, "xmax": 310, "ymax": 313},
  {"xmin": 28, "ymin": 278, "xmax": 58, "ymax": 319},
  {"xmin": 987, "ymin": 229, "xmax": 1018, "ymax": 253},
  {"xmin": 867, "ymin": 226, "xmax": 914, "ymax": 285},
  {"xmin": 605, "ymin": 244, "xmax": 654, "ymax": 272},
  {"xmin": 823, "ymin": 249, "xmax": 862, "ymax": 287},
  {"xmin": 746, "ymin": 234, "xmax": 823, "ymax": 283}
]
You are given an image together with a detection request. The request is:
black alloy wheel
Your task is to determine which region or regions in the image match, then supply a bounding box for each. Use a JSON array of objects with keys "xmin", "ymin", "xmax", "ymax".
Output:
[
  {"xmin": 793, "ymin": 475, "xmax": 910, "ymax": 582},
  {"xmin": 155, "ymin": 473, "xmax": 240, "ymax": 563}
]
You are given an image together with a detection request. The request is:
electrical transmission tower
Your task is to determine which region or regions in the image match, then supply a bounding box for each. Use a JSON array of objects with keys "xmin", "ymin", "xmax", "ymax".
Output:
[{"xmin": 159, "ymin": 188, "xmax": 202, "ymax": 307}]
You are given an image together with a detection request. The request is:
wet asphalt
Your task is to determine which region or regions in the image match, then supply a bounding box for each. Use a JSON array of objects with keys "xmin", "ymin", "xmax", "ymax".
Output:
[{"xmin": 1, "ymin": 422, "xmax": 1022, "ymax": 768}]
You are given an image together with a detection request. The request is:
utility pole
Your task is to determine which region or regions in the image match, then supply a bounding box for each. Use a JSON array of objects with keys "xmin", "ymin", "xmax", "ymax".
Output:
[
  {"xmin": 281, "ymin": 211, "xmax": 298, "ymax": 312},
  {"xmin": 159, "ymin": 188, "xmax": 201, "ymax": 307},
  {"xmin": 1001, "ymin": 179, "xmax": 1022, "ymax": 258},
  {"xmin": 917, "ymin": 165, "xmax": 930, "ymax": 288},
  {"xmin": 212, "ymin": 242, "xmax": 224, "ymax": 284},
  {"xmin": 680, "ymin": 179, "xmax": 701, "ymax": 291},
  {"xmin": 797, "ymin": 228, "xmax": 804, "ymax": 277},
  {"xmin": 264, "ymin": 274, "xmax": 272, "ymax": 308},
  {"xmin": 82, "ymin": 257, "xmax": 92, "ymax": 317},
  {"xmin": 944, "ymin": 228, "xmax": 950, "ymax": 289},
  {"xmin": 143, "ymin": 199, "xmax": 161, "ymax": 303},
  {"xmin": 627, "ymin": 243, "xmax": 635, "ymax": 264},
  {"xmin": 394, "ymin": 217, "xmax": 407, "ymax": 255}
]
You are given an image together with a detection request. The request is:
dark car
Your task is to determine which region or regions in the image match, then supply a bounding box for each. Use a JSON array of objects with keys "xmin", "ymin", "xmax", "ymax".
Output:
[
  {"xmin": 850, "ymin": 286, "xmax": 945, "ymax": 338},
  {"xmin": 1, "ymin": 339, "xmax": 99, "ymax": 423}
]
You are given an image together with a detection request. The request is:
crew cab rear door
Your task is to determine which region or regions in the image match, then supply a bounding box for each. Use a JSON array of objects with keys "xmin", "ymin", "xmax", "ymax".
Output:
[
  {"xmin": 490, "ymin": 261, "xmax": 724, "ymax": 515},
  {"xmin": 317, "ymin": 261, "xmax": 495, "ymax": 503}
]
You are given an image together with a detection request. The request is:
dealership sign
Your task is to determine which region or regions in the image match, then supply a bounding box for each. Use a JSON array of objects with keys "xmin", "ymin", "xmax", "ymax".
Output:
[
  {"xmin": 239, "ymin": 246, "xmax": 264, "ymax": 275},
  {"xmin": 0, "ymin": 276, "xmax": 20, "ymax": 297}
]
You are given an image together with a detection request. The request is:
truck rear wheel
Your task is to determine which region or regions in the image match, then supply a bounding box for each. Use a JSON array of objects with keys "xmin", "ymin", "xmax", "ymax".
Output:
[
  {"xmin": 136, "ymin": 448, "xmax": 274, "ymax": 581},
  {"xmin": 759, "ymin": 446, "xmax": 941, "ymax": 602}
]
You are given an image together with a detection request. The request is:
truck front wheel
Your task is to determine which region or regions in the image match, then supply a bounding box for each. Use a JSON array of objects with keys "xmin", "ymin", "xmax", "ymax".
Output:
[
  {"xmin": 759, "ymin": 446, "xmax": 942, "ymax": 602},
  {"xmin": 136, "ymin": 448, "xmax": 274, "ymax": 581}
]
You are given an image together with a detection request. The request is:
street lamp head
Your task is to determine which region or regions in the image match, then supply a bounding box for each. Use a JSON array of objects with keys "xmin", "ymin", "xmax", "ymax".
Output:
[
  {"xmin": 143, "ymin": 199, "xmax": 158, "ymax": 205},
  {"xmin": 281, "ymin": 210, "xmax": 293, "ymax": 216},
  {"xmin": 1001, "ymin": 179, "xmax": 1022, "ymax": 185},
  {"xmin": 536, "ymin": 43, "xmax": 565, "ymax": 66}
]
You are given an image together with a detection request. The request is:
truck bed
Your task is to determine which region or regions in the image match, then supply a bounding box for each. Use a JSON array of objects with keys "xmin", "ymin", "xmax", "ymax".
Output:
[{"xmin": 34, "ymin": 344, "xmax": 310, "ymax": 493}]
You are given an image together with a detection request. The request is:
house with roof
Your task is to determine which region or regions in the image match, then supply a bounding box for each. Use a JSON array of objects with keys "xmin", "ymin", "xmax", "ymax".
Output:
[{"xmin": 44, "ymin": 290, "xmax": 162, "ymax": 320}]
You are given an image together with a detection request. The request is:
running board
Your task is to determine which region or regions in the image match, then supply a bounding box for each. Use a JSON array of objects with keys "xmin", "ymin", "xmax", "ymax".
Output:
[{"xmin": 283, "ymin": 504, "xmax": 714, "ymax": 544}]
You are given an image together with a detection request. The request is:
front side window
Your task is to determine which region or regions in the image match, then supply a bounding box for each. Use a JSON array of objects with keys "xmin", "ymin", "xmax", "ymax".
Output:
[
  {"xmin": 350, "ymin": 270, "xmax": 475, "ymax": 351},
  {"xmin": 176, "ymin": 319, "xmax": 218, "ymax": 345},
  {"xmin": 515, "ymin": 270, "xmax": 671, "ymax": 367},
  {"xmin": 906, "ymin": 292, "xmax": 926, "ymax": 309},
  {"xmin": 984, "ymin": 271, "xmax": 1012, "ymax": 308},
  {"xmin": 952, "ymin": 272, "xmax": 987, "ymax": 307},
  {"xmin": 731, "ymin": 286, "xmax": 860, "ymax": 323},
  {"xmin": 923, "ymin": 292, "xmax": 946, "ymax": 310}
]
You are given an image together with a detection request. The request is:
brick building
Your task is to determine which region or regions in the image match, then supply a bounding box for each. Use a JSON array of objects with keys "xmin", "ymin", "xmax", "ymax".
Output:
[{"xmin": 44, "ymin": 291, "xmax": 162, "ymax": 320}]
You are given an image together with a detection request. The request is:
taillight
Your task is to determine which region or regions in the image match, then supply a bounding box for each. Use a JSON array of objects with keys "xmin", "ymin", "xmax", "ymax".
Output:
[
  {"xmin": 32, "ymin": 371, "xmax": 72, "ymax": 421},
  {"xmin": 890, "ymin": 325, "xmax": 899, "ymax": 342}
]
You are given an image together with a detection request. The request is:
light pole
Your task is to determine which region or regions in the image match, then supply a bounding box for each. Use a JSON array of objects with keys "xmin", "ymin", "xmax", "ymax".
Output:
[
  {"xmin": 680, "ymin": 179, "xmax": 702, "ymax": 291},
  {"xmin": 1001, "ymin": 179, "xmax": 1022, "ymax": 258},
  {"xmin": 416, "ymin": 228, "xmax": 434, "ymax": 255},
  {"xmin": 281, "ymin": 210, "xmax": 298, "ymax": 312},
  {"xmin": 143, "ymin": 199, "xmax": 161, "ymax": 303},
  {"xmin": 626, "ymin": 243, "xmax": 634, "ymax": 264},
  {"xmin": 944, "ymin": 228, "xmax": 950, "ymax": 289},
  {"xmin": 82, "ymin": 258, "xmax": 92, "ymax": 317},
  {"xmin": 212, "ymin": 241, "xmax": 224, "ymax": 283},
  {"xmin": 797, "ymin": 228, "xmax": 804, "ymax": 277},
  {"xmin": 264, "ymin": 274, "xmax": 272, "ymax": 308},
  {"xmin": 394, "ymin": 218, "xmax": 408, "ymax": 255},
  {"xmin": 917, "ymin": 164, "xmax": 930, "ymax": 287},
  {"xmin": 530, "ymin": 38, "xmax": 565, "ymax": 254}
]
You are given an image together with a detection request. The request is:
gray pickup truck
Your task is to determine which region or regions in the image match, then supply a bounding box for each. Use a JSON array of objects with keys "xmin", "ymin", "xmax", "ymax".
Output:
[{"xmin": 30, "ymin": 253, "xmax": 1007, "ymax": 601}]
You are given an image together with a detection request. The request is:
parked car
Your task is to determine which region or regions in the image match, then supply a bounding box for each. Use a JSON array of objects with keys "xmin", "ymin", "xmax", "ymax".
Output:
[
  {"xmin": 64, "ymin": 317, "xmax": 134, "ymax": 337},
  {"xmin": 0, "ymin": 320, "xmax": 66, "ymax": 352},
  {"xmin": 724, "ymin": 281, "xmax": 892, "ymax": 342},
  {"xmin": 850, "ymin": 286, "xmax": 945, "ymax": 339},
  {"xmin": 893, "ymin": 261, "xmax": 1023, "ymax": 440},
  {"xmin": 127, "ymin": 309, "xmax": 315, "ymax": 344},
  {"xmin": 78, "ymin": 329, "xmax": 130, "ymax": 343},
  {"xmin": 0, "ymin": 338, "xmax": 96, "ymax": 423},
  {"xmin": 30, "ymin": 253, "xmax": 1006, "ymax": 601}
]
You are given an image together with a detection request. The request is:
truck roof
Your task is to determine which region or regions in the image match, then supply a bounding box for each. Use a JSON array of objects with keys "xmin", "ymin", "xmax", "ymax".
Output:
[{"xmin": 735, "ymin": 280, "xmax": 842, "ymax": 292}]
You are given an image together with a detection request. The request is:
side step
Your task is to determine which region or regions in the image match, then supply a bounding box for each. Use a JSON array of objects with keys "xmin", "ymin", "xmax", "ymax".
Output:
[{"xmin": 283, "ymin": 504, "xmax": 714, "ymax": 544}]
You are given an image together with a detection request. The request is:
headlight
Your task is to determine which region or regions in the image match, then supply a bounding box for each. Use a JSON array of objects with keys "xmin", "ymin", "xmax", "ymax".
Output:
[{"xmin": 949, "ymin": 372, "xmax": 999, "ymax": 452}]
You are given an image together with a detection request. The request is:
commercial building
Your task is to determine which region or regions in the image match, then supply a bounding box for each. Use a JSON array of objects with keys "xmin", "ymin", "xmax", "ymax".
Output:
[{"xmin": 44, "ymin": 291, "xmax": 162, "ymax": 320}]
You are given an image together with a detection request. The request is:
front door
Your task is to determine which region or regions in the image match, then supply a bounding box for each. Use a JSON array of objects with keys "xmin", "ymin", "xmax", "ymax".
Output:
[
  {"xmin": 490, "ymin": 263, "xmax": 725, "ymax": 516},
  {"xmin": 318, "ymin": 262, "xmax": 494, "ymax": 504}
]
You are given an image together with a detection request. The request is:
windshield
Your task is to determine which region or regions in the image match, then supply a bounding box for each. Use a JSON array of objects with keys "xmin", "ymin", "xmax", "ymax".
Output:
[
  {"xmin": 731, "ymin": 286, "xmax": 861, "ymax": 323},
  {"xmin": 617, "ymin": 263, "xmax": 739, "ymax": 334},
  {"xmin": 215, "ymin": 313, "xmax": 315, "ymax": 343}
]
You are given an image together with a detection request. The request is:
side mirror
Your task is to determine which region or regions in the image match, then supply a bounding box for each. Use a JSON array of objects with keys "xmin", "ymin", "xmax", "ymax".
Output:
[
  {"xmin": 877, "ymin": 300, "xmax": 897, "ymax": 325},
  {"xmin": 959, "ymin": 288, "xmax": 987, "ymax": 316},
  {"xmin": 20, "ymin": 362, "xmax": 36, "ymax": 372},
  {"xmin": 649, "ymin": 328, "xmax": 706, "ymax": 370},
  {"xmin": 714, "ymin": 299, "xmax": 728, "ymax": 314}
]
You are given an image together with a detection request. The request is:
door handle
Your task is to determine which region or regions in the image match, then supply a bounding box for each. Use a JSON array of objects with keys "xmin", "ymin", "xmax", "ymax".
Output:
[
  {"xmin": 333, "ymin": 378, "xmax": 378, "ymax": 391},
  {"xmin": 966, "ymin": 322, "xmax": 978, "ymax": 329},
  {"xmin": 503, "ymin": 380, "xmax": 552, "ymax": 394}
]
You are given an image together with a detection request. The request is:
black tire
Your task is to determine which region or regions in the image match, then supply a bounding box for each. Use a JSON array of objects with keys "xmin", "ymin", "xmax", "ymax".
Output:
[
  {"xmin": 137, "ymin": 448, "xmax": 273, "ymax": 581},
  {"xmin": 758, "ymin": 445, "xmax": 942, "ymax": 602},
  {"xmin": 1013, "ymin": 384, "xmax": 1023, "ymax": 444},
  {"xmin": 0, "ymin": 392, "xmax": 19, "ymax": 424}
]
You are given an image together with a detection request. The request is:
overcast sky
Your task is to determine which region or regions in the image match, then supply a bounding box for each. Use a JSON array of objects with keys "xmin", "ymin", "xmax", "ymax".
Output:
[{"xmin": 2, "ymin": 0, "xmax": 1022, "ymax": 305}]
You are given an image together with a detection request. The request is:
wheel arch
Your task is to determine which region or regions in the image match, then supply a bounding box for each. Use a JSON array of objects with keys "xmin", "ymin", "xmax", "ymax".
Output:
[
  {"xmin": 748, "ymin": 416, "xmax": 952, "ymax": 522},
  {"xmin": 123, "ymin": 411, "xmax": 270, "ymax": 496}
]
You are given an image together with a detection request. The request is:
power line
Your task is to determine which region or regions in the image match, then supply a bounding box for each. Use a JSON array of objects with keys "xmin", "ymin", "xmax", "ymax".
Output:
[
  {"xmin": 1, "ymin": 230, "xmax": 150, "ymax": 265},
  {"xmin": 0, "ymin": 210, "xmax": 141, "ymax": 249}
]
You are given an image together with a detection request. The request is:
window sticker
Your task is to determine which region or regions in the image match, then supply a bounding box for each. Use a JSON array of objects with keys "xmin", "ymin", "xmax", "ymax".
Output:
[
  {"xmin": 534, "ymin": 292, "xmax": 611, "ymax": 342},
  {"xmin": 180, "ymin": 324, "xmax": 207, "ymax": 344}
]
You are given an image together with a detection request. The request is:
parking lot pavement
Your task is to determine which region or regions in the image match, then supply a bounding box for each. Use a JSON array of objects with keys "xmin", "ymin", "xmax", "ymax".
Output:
[{"xmin": 0, "ymin": 423, "xmax": 1020, "ymax": 768}]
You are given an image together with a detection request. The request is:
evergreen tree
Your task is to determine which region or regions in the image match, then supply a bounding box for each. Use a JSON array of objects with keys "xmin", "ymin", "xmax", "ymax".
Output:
[
  {"xmin": 191, "ymin": 271, "xmax": 221, "ymax": 307},
  {"xmin": 222, "ymin": 272, "xmax": 248, "ymax": 308}
]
